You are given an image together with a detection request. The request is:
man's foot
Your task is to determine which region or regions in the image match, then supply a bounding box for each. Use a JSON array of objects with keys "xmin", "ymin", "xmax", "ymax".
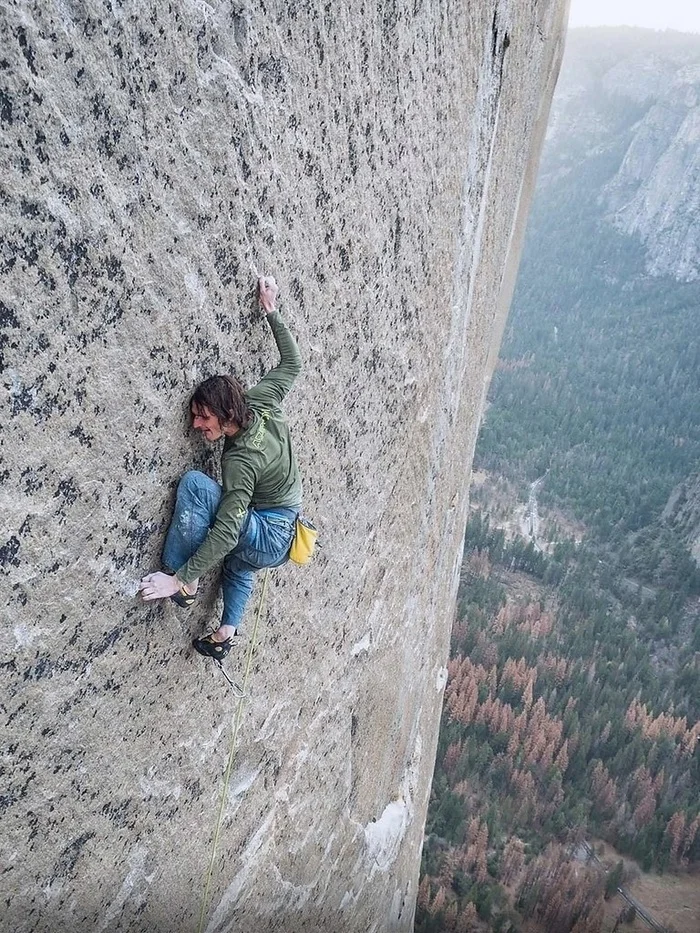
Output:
[
  {"xmin": 162, "ymin": 571, "xmax": 198, "ymax": 609},
  {"xmin": 171, "ymin": 584, "xmax": 198, "ymax": 609},
  {"xmin": 193, "ymin": 633, "xmax": 235, "ymax": 660}
]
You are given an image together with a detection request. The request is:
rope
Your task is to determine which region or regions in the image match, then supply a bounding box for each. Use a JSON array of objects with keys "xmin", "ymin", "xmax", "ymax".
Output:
[{"xmin": 196, "ymin": 568, "xmax": 271, "ymax": 933}]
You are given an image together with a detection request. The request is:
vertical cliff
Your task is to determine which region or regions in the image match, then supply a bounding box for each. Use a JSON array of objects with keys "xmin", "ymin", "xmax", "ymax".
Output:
[{"xmin": 1, "ymin": 2, "xmax": 568, "ymax": 931}]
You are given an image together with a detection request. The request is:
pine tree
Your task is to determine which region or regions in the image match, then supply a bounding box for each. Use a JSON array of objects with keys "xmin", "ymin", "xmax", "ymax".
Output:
[
  {"xmin": 500, "ymin": 836, "xmax": 525, "ymax": 885},
  {"xmin": 457, "ymin": 902, "xmax": 479, "ymax": 932}
]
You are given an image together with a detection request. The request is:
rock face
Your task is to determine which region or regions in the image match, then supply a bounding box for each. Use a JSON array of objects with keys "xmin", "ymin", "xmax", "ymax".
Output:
[
  {"xmin": 0, "ymin": 2, "xmax": 566, "ymax": 931},
  {"xmin": 544, "ymin": 28, "xmax": 700, "ymax": 282}
]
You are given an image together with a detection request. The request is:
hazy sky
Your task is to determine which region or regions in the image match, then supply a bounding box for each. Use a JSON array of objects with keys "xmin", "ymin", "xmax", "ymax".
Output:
[{"xmin": 568, "ymin": 0, "xmax": 700, "ymax": 34}]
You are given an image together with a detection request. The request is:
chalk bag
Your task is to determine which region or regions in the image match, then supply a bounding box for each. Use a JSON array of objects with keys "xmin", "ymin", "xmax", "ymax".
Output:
[{"xmin": 289, "ymin": 516, "xmax": 318, "ymax": 566}]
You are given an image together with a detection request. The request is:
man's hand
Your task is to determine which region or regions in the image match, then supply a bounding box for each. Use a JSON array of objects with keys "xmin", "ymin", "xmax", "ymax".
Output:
[
  {"xmin": 139, "ymin": 571, "xmax": 182, "ymax": 601},
  {"xmin": 258, "ymin": 276, "xmax": 279, "ymax": 315}
]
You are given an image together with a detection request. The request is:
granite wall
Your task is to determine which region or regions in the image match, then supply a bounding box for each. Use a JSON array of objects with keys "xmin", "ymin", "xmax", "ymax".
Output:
[{"xmin": 1, "ymin": 1, "xmax": 568, "ymax": 930}]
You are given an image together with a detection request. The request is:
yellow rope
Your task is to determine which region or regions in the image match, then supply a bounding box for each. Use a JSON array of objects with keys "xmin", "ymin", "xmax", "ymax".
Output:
[{"xmin": 196, "ymin": 568, "xmax": 271, "ymax": 933}]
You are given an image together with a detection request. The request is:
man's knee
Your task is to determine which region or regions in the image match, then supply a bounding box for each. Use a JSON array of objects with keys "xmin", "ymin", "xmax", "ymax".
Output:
[{"xmin": 178, "ymin": 470, "xmax": 209, "ymax": 494}]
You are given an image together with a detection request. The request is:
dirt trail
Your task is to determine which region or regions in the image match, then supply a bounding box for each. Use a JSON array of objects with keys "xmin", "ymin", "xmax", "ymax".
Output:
[{"xmin": 591, "ymin": 839, "xmax": 700, "ymax": 933}]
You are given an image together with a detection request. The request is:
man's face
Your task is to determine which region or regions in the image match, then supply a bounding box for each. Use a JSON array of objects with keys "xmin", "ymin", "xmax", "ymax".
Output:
[{"xmin": 191, "ymin": 404, "xmax": 224, "ymax": 442}]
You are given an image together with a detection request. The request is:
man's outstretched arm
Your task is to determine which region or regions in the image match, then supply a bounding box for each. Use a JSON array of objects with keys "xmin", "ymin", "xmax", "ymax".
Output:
[
  {"xmin": 248, "ymin": 276, "xmax": 302, "ymax": 405},
  {"xmin": 138, "ymin": 464, "xmax": 255, "ymax": 601}
]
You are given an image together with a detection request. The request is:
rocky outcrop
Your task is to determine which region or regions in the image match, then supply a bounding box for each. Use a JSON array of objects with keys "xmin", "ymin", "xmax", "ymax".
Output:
[
  {"xmin": 0, "ymin": 2, "xmax": 567, "ymax": 931},
  {"xmin": 663, "ymin": 474, "xmax": 700, "ymax": 565}
]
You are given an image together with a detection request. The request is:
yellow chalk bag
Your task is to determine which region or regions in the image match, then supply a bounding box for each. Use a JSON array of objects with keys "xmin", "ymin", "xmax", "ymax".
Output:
[{"xmin": 289, "ymin": 516, "xmax": 318, "ymax": 566}]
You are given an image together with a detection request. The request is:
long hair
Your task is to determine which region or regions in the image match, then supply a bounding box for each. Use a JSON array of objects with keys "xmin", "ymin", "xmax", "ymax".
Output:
[{"xmin": 190, "ymin": 375, "xmax": 253, "ymax": 430}]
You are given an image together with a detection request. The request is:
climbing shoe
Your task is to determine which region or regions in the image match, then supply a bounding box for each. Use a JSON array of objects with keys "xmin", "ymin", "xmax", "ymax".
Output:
[
  {"xmin": 193, "ymin": 633, "xmax": 234, "ymax": 660},
  {"xmin": 170, "ymin": 586, "xmax": 197, "ymax": 609}
]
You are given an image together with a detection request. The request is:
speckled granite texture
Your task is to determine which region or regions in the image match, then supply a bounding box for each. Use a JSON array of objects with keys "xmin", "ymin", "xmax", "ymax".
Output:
[{"xmin": 0, "ymin": 1, "xmax": 568, "ymax": 931}]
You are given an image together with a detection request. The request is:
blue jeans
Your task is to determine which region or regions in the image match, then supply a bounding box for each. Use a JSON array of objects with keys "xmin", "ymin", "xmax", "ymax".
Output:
[{"xmin": 162, "ymin": 470, "xmax": 297, "ymax": 632}]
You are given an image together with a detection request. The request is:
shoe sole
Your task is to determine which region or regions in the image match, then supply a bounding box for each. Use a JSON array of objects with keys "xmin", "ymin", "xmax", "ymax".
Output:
[{"xmin": 193, "ymin": 637, "xmax": 232, "ymax": 660}]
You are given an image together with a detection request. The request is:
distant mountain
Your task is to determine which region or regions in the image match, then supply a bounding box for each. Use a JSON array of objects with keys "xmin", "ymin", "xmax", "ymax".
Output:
[
  {"xmin": 478, "ymin": 27, "xmax": 700, "ymax": 553},
  {"xmin": 544, "ymin": 27, "xmax": 700, "ymax": 283}
]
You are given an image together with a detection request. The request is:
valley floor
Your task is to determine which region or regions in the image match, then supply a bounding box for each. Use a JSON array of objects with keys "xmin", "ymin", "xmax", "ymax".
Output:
[{"xmin": 592, "ymin": 839, "xmax": 700, "ymax": 933}]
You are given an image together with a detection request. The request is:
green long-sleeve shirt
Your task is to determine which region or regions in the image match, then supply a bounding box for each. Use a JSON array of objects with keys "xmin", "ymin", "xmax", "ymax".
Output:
[{"xmin": 177, "ymin": 311, "xmax": 302, "ymax": 584}]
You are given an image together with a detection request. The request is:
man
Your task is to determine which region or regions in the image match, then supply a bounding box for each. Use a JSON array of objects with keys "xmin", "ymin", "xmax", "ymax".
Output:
[{"xmin": 139, "ymin": 276, "xmax": 302, "ymax": 660}]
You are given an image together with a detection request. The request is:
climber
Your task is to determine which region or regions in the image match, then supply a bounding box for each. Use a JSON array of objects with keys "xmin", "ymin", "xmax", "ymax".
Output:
[{"xmin": 138, "ymin": 275, "xmax": 302, "ymax": 660}]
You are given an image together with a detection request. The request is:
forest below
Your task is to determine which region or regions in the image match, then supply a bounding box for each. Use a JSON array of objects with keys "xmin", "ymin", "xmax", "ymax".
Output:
[
  {"xmin": 415, "ymin": 27, "xmax": 700, "ymax": 933},
  {"xmin": 415, "ymin": 516, "xmax": 699, "ymax": 933}
]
